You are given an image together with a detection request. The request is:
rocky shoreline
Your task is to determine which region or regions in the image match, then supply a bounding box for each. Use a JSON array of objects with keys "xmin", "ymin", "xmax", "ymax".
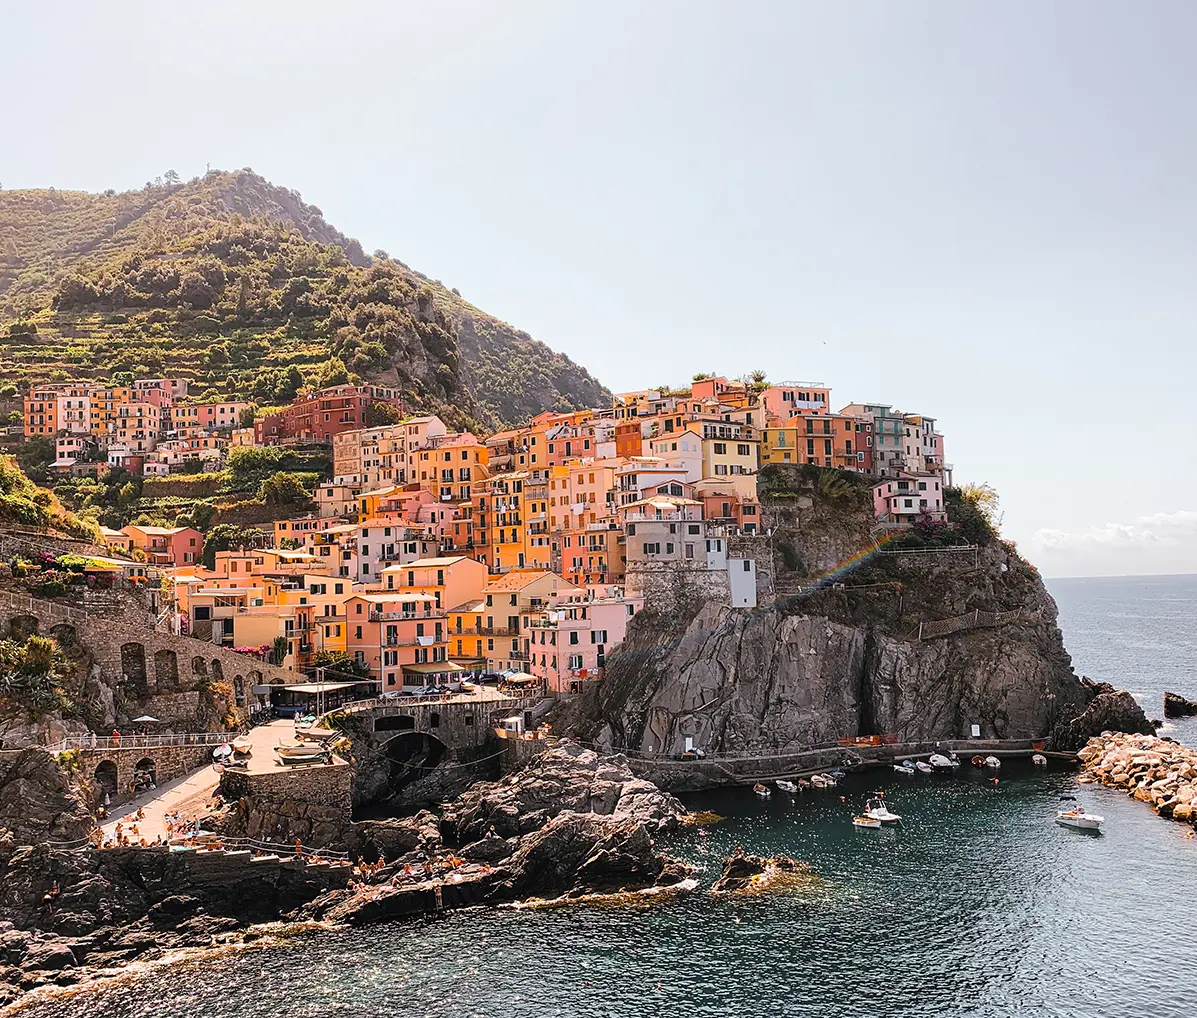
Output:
[
  {"xmin": 0, "ymin": 744, "xmax": 694, "ymax": 1006},
  {"xmin": 1077, "ymin": 732, "xmax": 1197, "ymax": 824}
]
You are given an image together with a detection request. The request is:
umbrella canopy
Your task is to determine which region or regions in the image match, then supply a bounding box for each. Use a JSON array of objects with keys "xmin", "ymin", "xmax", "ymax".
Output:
[{"xmin": 131, "ymin": 715, "xmax": 161, "ymax": 723}]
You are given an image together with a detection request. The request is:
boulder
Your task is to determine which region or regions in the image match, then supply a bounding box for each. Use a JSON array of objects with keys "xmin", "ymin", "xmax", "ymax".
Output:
[
  {"xmin": 711, "ymin": 853, "xmax": 811, "ymax": 895},
  {"xmin": 351, "ymin": 810, "xmax": 441, "ymax": 861},
  {"xmin": 1164, "ymin": 692, "xmax": 1197, "ymax": 718},
  {"xmin": 442, "ymin": 743, "xmax": 687, "ymax": 844},
  {"xmin": 1051, "ymin": 684, "xmax": 1154, "ymax": 751}
]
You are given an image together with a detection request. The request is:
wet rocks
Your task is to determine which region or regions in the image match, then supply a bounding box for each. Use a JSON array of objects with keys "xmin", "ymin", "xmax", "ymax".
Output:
[
  {"xmin": 1051, "ymin": 682, "xmax": 1155, "ymax": 751},
  {"xmin": 1163, "ymin": 692, "xmax": 1197, "ymax": 719},
  {"xmin": 441, "ymin": 742, "xmax": 687, "ymax": 843},
  {"xmin": 710, "ymin": 853, "xmax": 811, "ymax": 895},
  {"xmin": 1078, "ymin": 732, "xmax": 1197, "ymax": 824}
]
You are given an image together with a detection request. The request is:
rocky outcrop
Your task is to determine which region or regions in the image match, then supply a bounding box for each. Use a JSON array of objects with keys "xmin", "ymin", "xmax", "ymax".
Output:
[
  {"xmin": 1164, "ymin": 691, "xmax": 1197, "ymax": 719},
  {"xmin": 0, "ymin": 750, "xmax": 92, "ymax": 845},
  {"xmin": 1051, "ymin": 681, "xmax": 1154, "ymax": 751},
  {"xmin": 556, "ymin": 515, "xmax": 1146, "ymax": 770},
  {"xmin": 441, "ymin": 742, "xmax": 686, "ymax": 844},
  {"xmin": 710, "ymin": 853, "xmax": 811, "ymax": 895},
  {"xmin": 1077, "ymin": 733, "xmax": 1197, "ymax": 824},
  {"xmin": 351, "ymin": 811, "xmax": 442, "ymax": 860}
]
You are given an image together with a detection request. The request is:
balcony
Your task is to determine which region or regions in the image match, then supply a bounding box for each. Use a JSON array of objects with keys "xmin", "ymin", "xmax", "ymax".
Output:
[
  {"xmin": 450, "ymin": 626, "xmax": 516, "ymax": 637},
  {"xmin": 623, "ymin": 511, "xmax": 693, "ymax": 523},
  {"xmin": 587, "ymin": 521, "xmax": 621, "ymax": 532},
  {"xmin": 368, "ymin": 610, "xmax": 444, "ymax": 622}
]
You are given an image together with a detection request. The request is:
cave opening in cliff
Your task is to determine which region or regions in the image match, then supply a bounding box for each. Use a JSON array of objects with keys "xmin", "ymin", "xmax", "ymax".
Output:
[{"xmin": 381, "ymin": 731, "xmax": 447, "ymax": 791}]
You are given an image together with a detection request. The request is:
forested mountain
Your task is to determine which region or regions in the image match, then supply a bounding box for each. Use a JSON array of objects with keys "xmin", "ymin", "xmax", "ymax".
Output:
[{"xmin": 0, "ymin": 169, "xmax": 609, "ymax": 427}]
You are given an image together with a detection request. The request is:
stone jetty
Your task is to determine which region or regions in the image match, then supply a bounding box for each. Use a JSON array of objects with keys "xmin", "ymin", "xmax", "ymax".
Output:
[{"xmin": 1077, "ymin": 733, "xmax": 1197, "ymax": 824}]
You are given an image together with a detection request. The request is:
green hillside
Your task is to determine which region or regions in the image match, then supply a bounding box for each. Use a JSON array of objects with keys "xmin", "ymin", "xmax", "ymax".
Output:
[{"xmin": 0, "ymin": 169, "xmax": 610, "ymax": 427}]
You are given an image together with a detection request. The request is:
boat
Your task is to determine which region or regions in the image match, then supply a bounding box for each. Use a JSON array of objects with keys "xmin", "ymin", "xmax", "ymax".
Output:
[
  {"xmin": 1032, "ymin": 753, "xmax": 1048, "ymax": 767},
  {"xmin": 864, "ymin": 793, "xmax": 902, "ymax": 824},
  {"xmin": 828, "ymin": 770, "xmax": 846, "ymax": 781},
  {"xmin": 928, "ymin": 753, "xmax": 955, "ymax": 772},
  {"xmin": 810, "ymin": 773, "xmax": 836, "ymax": 788},
  {"xmin": 753, "ymin": 783, "xmax": 771, "ymax": 798},
  {"xmin": 212, "ymin": 743, "xmax": 233, "ymax": 761},
  {"xmin": 231, "ymin": 735, "xmax": 252, "ymax": 755},
  {"xmin": 915, "ymin": 761, "xmax": 933, "ymax": 774},
  {"xmin": 984, "ymin": 756, "xmax": 1001, "ymax": 769},
  {"xmin": 1055, "ymin": 807, "xmax": 1104, "ymax": 831},
  {"xmin": 853, "ymin": 816, "xmax": 882, "ymax": 829},
  {"xmin": 276, "ymin": 743, "xmax": 324, "ymax": 759},
  {"xmin": 971, "ymin": 755, "xmax": 985, "ymax": 767},
  {"xmin": 776, "ymin": 780, "xmax": 798, "ymax": 793},
  {"xmin": 797, "ymin": 778, "xmax": 812, "ymax": 790},
  {"xmin": 893, "ymin": 762, "xmax": 916, "ymax": 775}
]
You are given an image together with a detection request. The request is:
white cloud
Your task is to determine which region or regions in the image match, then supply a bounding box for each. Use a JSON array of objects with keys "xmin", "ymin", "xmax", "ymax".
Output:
[{"xmin": 1029, "ymin": 510, "xmax": 1197, "ymax": 576}]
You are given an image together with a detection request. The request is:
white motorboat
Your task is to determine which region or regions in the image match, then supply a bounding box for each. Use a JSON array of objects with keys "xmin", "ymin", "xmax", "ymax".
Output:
[
  {"xmin": 915, "ymin": 761, "xmax": 933, "ymax": 774},
  {"xmin": 212, "ymin": 743, "xmax": 233, "ymax": 761},
  {"xmin": 1032, "ymin": 753, "xmax": 1048, "ymax": 767},
  {"xmin": 231, "ymin": 735, "xmax": 253, "ymax": 755},
  {"xmin": 984, "ymin": 756, "xmax": 1001, "ymax": 769},
  {"xmin": 753, "ymin": 783, "xmax": 772, "ymax": 798},
  {"xmin": 810, "ymin": 773, "xmax": 838, "ymax": 788},
  {"xmin": 928, "ymin": 753, "xmax": 955, "ymax": 772},
  {"xmin": 864, "ymin": 793, "xmax": 902, "ymax": 824},
  {"xmin": 776, "ymin": 780, "xmax": 798, "ymax": 793},
  {"xmin": 853, "ymin": 815, "xmax": 882, "ymax": 829},
  {"xmin": 1055, "ymin": 807, "xmax": 1104, "ymax": 831},
  {"xmin": 893, "ymin": 762, "xmax": 916, "ymax": 775}
]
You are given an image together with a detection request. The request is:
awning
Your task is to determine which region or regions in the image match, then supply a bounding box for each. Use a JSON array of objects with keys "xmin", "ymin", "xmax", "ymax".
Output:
[
  {"xmin": 401, "ymin": 661, "xmax": 465, "ymax": 674},
  {"xmin": 278, "ymin": 681, "xmax": 360, "ymax": 694},
  {"xmin": 504, "ymin": 673, "xmax": 541, "ymax": 685}
]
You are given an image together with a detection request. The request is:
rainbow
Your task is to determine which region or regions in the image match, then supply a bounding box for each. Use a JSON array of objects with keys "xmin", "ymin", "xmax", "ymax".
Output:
[{"xmin": 797, "ymin": 531, "xmax": 902, "ymax": 592}]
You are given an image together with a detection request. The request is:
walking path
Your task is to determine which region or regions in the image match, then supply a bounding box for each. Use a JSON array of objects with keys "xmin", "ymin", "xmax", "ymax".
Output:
[{"xmin": 99, "ymin": 719, "xmax": 299, "ymax": 842}]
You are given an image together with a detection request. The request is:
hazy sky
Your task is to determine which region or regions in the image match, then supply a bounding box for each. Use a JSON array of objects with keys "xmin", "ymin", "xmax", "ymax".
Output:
[{"xmin": 4, "ymin": 1, "xmax": 1196, "ymax": 577}]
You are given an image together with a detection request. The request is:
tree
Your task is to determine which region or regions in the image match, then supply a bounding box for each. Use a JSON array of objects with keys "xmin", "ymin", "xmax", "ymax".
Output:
[
  {"xmin": 364, "ymin": 400, "xmax": 402, "ymax": 427},
  {"xmin": 163, "ymin": 169, "xmax": 180, "ymax": 185},
  {"xmin": 111, "ymin": 370, "xmax": 135, "ymax": 387},
  {"xmin": 313, "ymin": 650, "xmax": 371, "ymax": 680},
  {"xmin": 201, "ymin": 524, "xmax": 262, "ymax": 568},
  {"xmin": 373, "ymin": 249, "xmax": 390, "ymax": 260},
  {"xmin": 258, "ymin": 471, "xmax": 312, "ymax": 506},
  {"xmin": 945, "ymin": 483, "xmax": 1002, "ymax": 545}
]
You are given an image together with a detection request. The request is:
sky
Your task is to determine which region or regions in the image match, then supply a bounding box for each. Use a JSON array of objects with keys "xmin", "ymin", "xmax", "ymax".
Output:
[{"xmin": 3, "ymin": 0, "xmax": 1196, "ymax": 578}]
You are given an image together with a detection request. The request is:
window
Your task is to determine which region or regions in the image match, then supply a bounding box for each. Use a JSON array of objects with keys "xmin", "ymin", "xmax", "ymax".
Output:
[
  {"xmin": 355, "ymin": 626, "xmax": 362, "ymax": 639},
  {"xmin": 713, "ymin": 442, "xmax": 726, "ymax": 454},
  {"xmin": 737, "ymin": 444, "xmax": 750, "ymax": 456},
  {"xmin": 569, "ymin": 631, "xmax": 579, "ymax": 645},
  {"xmin": 643, "ymin": 542, "xmax": 661, "ymax": 555},
  {"xmin": 743, "ymin": 560, "xmax": 752, "ymax": 571}
]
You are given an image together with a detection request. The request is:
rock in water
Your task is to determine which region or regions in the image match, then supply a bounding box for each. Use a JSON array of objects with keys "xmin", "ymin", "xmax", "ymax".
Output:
[
  {"xmin": 1051, "ymin": 682, "xmax": 1155, "ymax": 751},
  {"xmin": 1163, "ymin": 691, "xmax": 1197, "ymax": 718},
  {"xmin": 711, "ymin": 854, "xmax": 812, "ymax": 895}
]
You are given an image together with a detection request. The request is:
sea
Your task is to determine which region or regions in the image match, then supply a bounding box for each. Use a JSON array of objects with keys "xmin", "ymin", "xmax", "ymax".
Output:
[{"xmin": 10, "ymin": 574, "xmax": 1197, "ymax": 1018}]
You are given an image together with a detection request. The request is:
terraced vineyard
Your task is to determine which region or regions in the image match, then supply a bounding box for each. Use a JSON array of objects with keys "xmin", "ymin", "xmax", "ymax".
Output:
[{"xmin": 0, "ymin": 169, "xmax": 609, "ymax": 425}]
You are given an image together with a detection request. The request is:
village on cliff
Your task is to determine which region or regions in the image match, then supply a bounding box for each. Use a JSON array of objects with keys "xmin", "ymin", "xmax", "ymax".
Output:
[{"xmin": 19, "ymin": 374, "xmax": 951, "ymax": 703}]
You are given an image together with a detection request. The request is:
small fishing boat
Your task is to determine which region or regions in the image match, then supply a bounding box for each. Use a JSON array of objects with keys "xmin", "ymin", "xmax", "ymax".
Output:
[
  {"xmin": 1032, "ymin": 753, "xmax": 1048, "ymax": 767},
  {"xmin": 853, "ymin": 816, "xmax": 882, "ymax": 829},
  {"xmin": 810, "ymin": 773, "xmax": 836, "ymax": 788},
  {"xmin": 915, "ymin": 761, "xmax": 933, "ymax": 774},
  {"xmin": 753, "ymin": 783, "xmax": 771, "ymax": 798},
  {"xmin": 970, "ymin": 755, "xmax": 985, "ymax": 767},
  {"xmin": 893, "ymin": 762, "xmax": 916, "ymax": 775},
  {"xmin": 864, "ymin": 793, "xmax": 902, "ymax": 824},
  {"xmin": 276, "ymin": 743, "xmax": 322, "ymax": 759},
  {"xmin": 984, "ymin": 756, "xmax": 1001, "ymax": 769},
  {"xmin": 1055, "ymin": 807, "xmax": 1104, "ymax": 831},
  {"xmin": 231, "ymin": 735, "xmax": 253, "ymax": 755},
  {"xmin": 797, "ymin": 778, "xmax": 812, "ymax": 790},
  {"xmin": 928, "ymin": 753, "xmax": 954, "ymax": 772},
  {"xmin": 776, "ymin": 780, "xmax": 798, "ymax": 793},
  {"xmin": 212, "ymin": 743, "xmax": 233, "ymax": 761}
]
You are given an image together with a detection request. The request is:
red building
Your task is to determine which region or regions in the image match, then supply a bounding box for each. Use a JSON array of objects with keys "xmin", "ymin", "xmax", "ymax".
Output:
[{"xmin": 255, "ymin": 385, "xmax": 404, "ymax": 446}]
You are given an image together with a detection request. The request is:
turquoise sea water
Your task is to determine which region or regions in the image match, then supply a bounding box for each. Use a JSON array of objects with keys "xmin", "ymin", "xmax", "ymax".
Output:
[{"xmin": 12, "ymin": 574, "xmax": 1197, "ymax": 1018}]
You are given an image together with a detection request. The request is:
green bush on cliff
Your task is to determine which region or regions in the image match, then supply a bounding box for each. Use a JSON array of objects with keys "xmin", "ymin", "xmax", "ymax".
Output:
[
  {"xmin": 945, "ymin": 484, "xmax": 1001, "ymax": 545},
  {"xmin": 0, "ymin": 635, "xmax": 79, "ymax": 724}
]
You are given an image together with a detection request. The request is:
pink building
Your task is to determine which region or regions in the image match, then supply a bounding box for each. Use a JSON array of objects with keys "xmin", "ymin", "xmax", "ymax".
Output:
[
  {"xmin": 121, "ymin": 524, "xmax": 204, "ymax": 566},
  {"xmin": 872, "ymin": 474, "xmax": 946, "ymax": 523},
  {"xmin": 758, "ymin": 383, "xmax": 831, "ymax": 424},
  {"xmin": 523, "ymin": 593, "xmax": 641, "ymax": 695}
]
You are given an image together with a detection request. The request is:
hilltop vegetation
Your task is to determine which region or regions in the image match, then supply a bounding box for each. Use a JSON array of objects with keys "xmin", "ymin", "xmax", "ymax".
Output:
[
  {"xmin": 0, "ymin": 455, "xmax": 98, "ymax": 541},
  {"xmin": 0, "ymin": 169, "xmax": 609, "ymax": 426}
]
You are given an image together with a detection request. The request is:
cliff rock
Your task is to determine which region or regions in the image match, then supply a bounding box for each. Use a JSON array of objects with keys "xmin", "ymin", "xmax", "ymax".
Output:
[
  {"xmin": 0, "ymin": 751, "xmax": 92, "ymax": 845},
  {"xmin": 1164, "ymin": 691, "xmax": 1197, "ymax": 719}
]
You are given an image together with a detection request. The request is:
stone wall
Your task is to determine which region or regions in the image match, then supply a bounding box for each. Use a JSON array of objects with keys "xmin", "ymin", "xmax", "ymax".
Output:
[
  {"xmin": 221, "ymin": 762, "xmax": 352, "ymax": 848},
  {"xmin": 78, "ymin": 743, "xmax": 217, "ymax": 806},
  {"xmin": 0, "ymin": 530, "xmax": 110, "ymax": 563}
]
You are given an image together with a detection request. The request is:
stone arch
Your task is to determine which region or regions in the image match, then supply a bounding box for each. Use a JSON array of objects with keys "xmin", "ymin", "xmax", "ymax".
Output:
[
  {"xmin": 210, "ymin": 659, "xmax": 224, "ymax": 684},
  {"xmin": 192, "ymin": 656, "xmax": 208, "ymax": 678},
  {"xmin": 233, "ymin": 675, "xmax": 246, "ymax": 706},
  {"xmin": 380, "ymin": 731, "xmax": 447, "ymax": 793},
  {"xmin": 48, "ymin": 623, "xmax": 77, "ymax": 650},
  {"xmin": 154, "ymin": 649, "xmax": 179, "ymax": 692},
  {"xmin": 94, "ymin": 760, "xmax": 118, "ymax": 799},
  {"xmin": 121, "ymin": 643, "xmax": 148, "ymax": 694},
  {"xmin": 133, "ymin": 757, "xmax": 157, "ymax": 792},
  {"xmin": 7, "ymin": 615, "xmax": 39, "ymax": 641}
]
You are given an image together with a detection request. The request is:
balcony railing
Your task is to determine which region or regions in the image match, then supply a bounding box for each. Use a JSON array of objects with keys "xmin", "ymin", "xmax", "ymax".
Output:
[
  {"xmin": 450, "ymin": 625, "xmax": 516, "ymax": 637},
  {"xmin": 368, "ymin": 611, "xmax": 444, "ymax": 622}
]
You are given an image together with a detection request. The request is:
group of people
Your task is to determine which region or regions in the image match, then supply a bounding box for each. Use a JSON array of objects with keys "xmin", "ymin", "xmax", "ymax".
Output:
[{"xmin": 343, "ymin": 848, "xmax": 490, "ymax": 894}]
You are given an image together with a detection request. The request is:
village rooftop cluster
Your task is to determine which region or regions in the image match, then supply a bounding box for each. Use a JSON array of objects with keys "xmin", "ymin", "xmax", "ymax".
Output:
[{"xmin": 21, "ymin": 375, "xmax": 952, "ymax": 696}]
